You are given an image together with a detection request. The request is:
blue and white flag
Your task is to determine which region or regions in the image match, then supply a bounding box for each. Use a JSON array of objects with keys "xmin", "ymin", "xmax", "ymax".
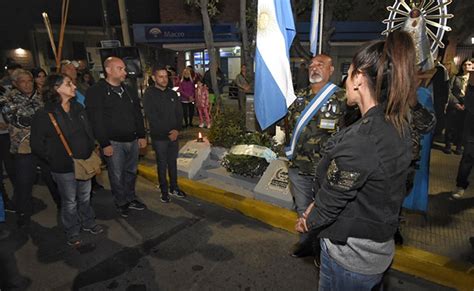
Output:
[
  {"xmin": 309, "ymin": 0, "xmax": 320, "ymax": 56},
  {"xmin": 254, "ymin": 0, "xmax": 296, "ymax": 130}
]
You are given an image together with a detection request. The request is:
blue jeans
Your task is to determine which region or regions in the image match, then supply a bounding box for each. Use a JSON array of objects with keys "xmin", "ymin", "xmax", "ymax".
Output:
[
  {"xmin": 51, "ymin": 172, "xmax": 95, "ymax": 239},
  {"xmin": 151, "ymin": 139, "xmax": 179, "ymax": 194},
  {"xmin": 105, "ymin": 140, "xmax": 139, "ymax": 207},
  {"xmin": 319, "ymin": 240, "xmax": 384, "ymax": 291}
]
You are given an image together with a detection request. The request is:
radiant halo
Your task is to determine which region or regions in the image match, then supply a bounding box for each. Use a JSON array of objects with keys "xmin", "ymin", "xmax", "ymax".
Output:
[{"xmin": 258, "ymin": 11, "xmax": 270, "ymax": 31}]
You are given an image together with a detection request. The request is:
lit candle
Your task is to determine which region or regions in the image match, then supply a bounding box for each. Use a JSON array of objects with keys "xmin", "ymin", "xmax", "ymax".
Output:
[{"xmin": 197, "ymin": 132, "xmax": 203, "ymax": 142}]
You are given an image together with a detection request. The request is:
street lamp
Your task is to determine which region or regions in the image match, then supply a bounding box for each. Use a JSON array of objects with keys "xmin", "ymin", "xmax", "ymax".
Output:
[{"xmin": 14, "ymin": 48, "xmax": 27, "ymax": 56}]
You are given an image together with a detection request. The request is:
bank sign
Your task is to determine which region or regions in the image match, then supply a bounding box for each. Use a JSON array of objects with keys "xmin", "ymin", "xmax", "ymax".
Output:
[{"xmin": 133, "ymin": 24, "xmax": 239, "ymax": 43}]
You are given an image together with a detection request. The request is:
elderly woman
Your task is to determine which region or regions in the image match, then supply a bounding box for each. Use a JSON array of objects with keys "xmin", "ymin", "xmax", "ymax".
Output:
[
  {"xmin": 296, "ymin": 31, "xmax": 416, "ymax": 290},
  {"xmin": 0, "ymin": 69, "xmax": 43, "ymax": 227},
  {"xmin": 31, "ymin": 74, "xmax": 103, "ymax": 247}
]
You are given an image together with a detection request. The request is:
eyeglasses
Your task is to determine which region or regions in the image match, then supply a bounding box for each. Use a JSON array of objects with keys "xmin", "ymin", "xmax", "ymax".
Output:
[{"xmin": 60, "ymin": 60, "xmax": 79, "ymax": 68}]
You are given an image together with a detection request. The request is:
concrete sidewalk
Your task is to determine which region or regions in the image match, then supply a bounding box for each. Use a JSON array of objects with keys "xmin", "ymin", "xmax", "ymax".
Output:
[{"xmin": 137, "ymin": 130, "xmax": 474, "ymax": 290}]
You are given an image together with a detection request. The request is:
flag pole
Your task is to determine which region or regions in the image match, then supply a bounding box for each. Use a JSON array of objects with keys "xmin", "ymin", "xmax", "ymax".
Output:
[
  {"xmin": 42, "ymin": 12, "xmax": 58, "ymax": 62},
  {"xmin": 318, "ymin": 0, "xmax": 324, "ymax": 54}
]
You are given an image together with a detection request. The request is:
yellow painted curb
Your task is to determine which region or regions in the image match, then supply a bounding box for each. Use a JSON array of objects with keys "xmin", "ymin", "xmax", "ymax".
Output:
[{"xmin": 138, "ymin": 163, "xmax": 474, "ymax": 290}]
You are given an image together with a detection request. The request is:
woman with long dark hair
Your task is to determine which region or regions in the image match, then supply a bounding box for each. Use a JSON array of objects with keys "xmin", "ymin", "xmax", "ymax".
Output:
[
  {"xmin": 296, "ymin": 31, "xmax": 416, "ymax": 290},
  {"xmin": 31, "ymin": 74, "xmax": 103, "ymax": 247},
  {"xmin": 30, "ymin": 68, "xmax": 47, "ymax": 92},
  {"xmin": 444, "ymin": 58, "xmax": 472, "ymax": 154}
]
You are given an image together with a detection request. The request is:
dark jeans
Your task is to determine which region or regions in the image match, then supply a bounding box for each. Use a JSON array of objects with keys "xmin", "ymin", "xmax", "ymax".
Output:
[
  {"xmin": 319, "ymin": 240, "xmax": 384, "ymax": 291},
  {"xmin": 14, "ymin": 154, "xmax": 36, "ymax": 218},
  {"xmin": 51, "ymin": 172, "xmax": 95, "ymax": 239},
  {"xmin": 151, "ymin": 139, "xmax": 179, "ymax": 194},
  {"xmin": 0, "ymin": 133, "xmax": 16, "ymax": 202},
  {"xmin": 181, "ymin": 102, "xmax": 194, "ymax": 126},
  {"xmin": 37, "ymin": 159, "xmax": 61, "ymax": 208},
  {"xmin": 445, "ymin": 109, "xmax": 465, "ymax": 147},
  {"xmin": 105, "ymin": 140, "xmax": 139, "ymax": 208},
  {"xmin": 456, "ymin": 143, "xmax": 474, "ymax": 189}
]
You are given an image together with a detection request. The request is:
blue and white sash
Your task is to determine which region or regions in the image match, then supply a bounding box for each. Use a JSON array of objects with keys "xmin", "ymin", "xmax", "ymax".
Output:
[{"xmin": 285, "ymin": 82, "xmax": 339, "ymax": 160}]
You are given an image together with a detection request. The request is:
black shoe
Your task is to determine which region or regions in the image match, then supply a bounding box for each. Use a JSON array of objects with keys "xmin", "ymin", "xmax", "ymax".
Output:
[
  {"xmin": 117, "ymin": 204, "xmax": 130, "ymax": 218},
  {"xmin": 442, "ymin": 147, "xmax": 452, "ymax": 154},
  {"xmin": 67, "ymin": 236, "xmax": 82, "ymax": 247},
  {"xmin": 290, "ymin": 242, "xmax": 313, "ymax": 258},
  {"xmin": 170, "ymin": 189, "xmax": 186, "ymax": 198},
  {"xmin": 129, "ymin": 200, "xmax": 146, "ymax": 210},
  {"xmin": 82, "ymin": 224, "xmax": 104, "ymax": 235},
  {"xmin": 160, "ymin": 193, "xmax": 171, "ymax": 203},
  {"xmin": 4, "ymin": 200, "xmax": 16, "ymax": 213}
]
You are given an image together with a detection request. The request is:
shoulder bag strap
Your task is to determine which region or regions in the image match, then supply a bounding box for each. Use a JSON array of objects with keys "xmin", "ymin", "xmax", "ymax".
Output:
[{"xmin": 47, "ymin": 112, "xmax": 73, "ymax": 157}]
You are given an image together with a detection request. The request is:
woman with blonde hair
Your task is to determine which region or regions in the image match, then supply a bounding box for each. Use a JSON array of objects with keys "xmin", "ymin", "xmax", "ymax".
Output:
[{"xmin": 177, "ymin": 68, "xmax": 195, "ymax": 127}]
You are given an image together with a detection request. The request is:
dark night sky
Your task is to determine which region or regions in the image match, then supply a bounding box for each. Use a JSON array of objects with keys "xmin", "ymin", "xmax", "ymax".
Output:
[{"xmin": 0, "ymin": 0, "xmax": 160, "ymax": 50}]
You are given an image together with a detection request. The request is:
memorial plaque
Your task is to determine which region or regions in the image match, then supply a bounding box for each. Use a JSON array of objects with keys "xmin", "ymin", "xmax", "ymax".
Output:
[
  {"xmin": 177, "ymin": 138, "xmax": 211, "ymax": 179},
  {"xmin": 268, "ymin": 167, "xmax": 289, "ymax": 191},
  {"xmin": 254, "ymin": 159, "xmax": 293, "ymax": 209},
  {"xmin": 177, "ymin": 148, "xmax": 198, "ymax": 167}
]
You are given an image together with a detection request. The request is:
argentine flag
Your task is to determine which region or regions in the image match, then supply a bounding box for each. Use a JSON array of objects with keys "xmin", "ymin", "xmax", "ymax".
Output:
[{"xmin": 254, "ymin": 0, "xmax": 296, "ymax": 130}]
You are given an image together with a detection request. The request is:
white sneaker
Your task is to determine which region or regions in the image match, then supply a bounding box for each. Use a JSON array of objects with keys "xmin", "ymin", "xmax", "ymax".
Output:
[
  {"xmin": 199, "ymin": 123, "xmax": 204, "ymax": 128},
  {"xmin": 452, "ymin": 187, "xmax": 465, "ymax": 199}
]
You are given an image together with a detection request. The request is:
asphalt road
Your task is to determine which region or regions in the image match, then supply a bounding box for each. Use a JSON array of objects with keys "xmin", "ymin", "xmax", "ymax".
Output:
[{"xmin": 0, "ymin": 174, "xmax": 453, "ymax": 290}]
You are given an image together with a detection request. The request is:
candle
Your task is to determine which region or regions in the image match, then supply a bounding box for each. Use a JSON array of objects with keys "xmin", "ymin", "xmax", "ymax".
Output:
[{"xmin": 197, "ymin": 132, "xmax": 203, "ymax": 142}]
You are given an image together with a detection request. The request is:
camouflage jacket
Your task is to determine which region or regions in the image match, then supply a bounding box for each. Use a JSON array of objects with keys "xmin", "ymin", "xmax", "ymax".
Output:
[
  {"xmin": 286, "ymin": 86, "xmax": 350, "ymax": 175},
  {"xmin": 410, "ymin": 101, "xmax": 436, "ymax": 166},
  {"xmin": 0, "ymin": 89, "xmax": 43, "ymax": 154}
]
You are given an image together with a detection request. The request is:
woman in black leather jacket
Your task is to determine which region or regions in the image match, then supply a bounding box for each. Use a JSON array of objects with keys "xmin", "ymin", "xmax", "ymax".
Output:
[{"xmin": 296, "ymin": 31, "xmax": 417, "ymax": 290}]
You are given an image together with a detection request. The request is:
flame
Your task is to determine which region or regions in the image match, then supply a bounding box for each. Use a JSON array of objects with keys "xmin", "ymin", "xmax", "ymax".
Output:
[{"xmin": 198, "ymin": 132, "xmax": 202, "ymax": 139}]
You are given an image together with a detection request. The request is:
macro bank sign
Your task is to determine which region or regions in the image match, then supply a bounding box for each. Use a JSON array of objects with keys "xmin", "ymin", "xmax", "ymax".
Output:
[{"xmin": 133, "ymin": 24, "xmax": 239, "ymax": 43}]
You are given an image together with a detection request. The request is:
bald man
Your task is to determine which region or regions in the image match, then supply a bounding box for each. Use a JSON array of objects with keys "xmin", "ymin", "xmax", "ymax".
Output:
[
  {"xmin": 285, "ymin": 54, "xmax": 353, "ymax": 261},
  {"xmin": 85, "ymin": 57, "xmax": 147, "ymax": 218}
]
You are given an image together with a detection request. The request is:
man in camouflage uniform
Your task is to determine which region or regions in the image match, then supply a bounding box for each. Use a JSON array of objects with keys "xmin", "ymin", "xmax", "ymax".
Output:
[
  {"xmin": 286, "ymin": 54, "xmax": 349, "ymax": 258},
  {"xmin": 0, "ymin": 69, "xmax": 43, "ymax": 227}
]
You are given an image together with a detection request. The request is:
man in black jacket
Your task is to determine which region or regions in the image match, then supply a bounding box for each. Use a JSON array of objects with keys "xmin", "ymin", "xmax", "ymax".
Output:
[
  {"xmin": 143, "ymin": 65, "xmax": 185, "ymax": 203},
  {"xmin": 453, "ymin": 63, "xmax": 474, "ymax": 199},
  {"xmin": 85, "ymin": 57, "xmax": 147, "ymax": 218}
]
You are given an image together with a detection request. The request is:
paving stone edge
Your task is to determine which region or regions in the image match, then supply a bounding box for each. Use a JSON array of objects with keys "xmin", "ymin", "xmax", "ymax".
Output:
[{"xmin": 138, "ymin": 163, "xmax": 474, "ymax": 290}]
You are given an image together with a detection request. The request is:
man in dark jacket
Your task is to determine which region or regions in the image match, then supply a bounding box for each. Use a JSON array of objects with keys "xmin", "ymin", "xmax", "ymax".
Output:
[
  {"xmin": 85, "ymin": 57, "xmax": 147, "ymax": 218},
  {"xmin": 143, "ymin": 65, "xmax": 185, "ymax": 203},
  {"xmin": 453, "ymin": 63, "xmax": 474, "ymax": 199}
]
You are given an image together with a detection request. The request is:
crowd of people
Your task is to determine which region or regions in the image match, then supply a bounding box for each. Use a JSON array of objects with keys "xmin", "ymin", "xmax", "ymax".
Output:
[
  {"xmin": 0, "ymin": 57, "xmax": 218, "ymax": 247},
  {"xmin": 0, "ymin": 29, "xmax": 472, "ymax": 289}
]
